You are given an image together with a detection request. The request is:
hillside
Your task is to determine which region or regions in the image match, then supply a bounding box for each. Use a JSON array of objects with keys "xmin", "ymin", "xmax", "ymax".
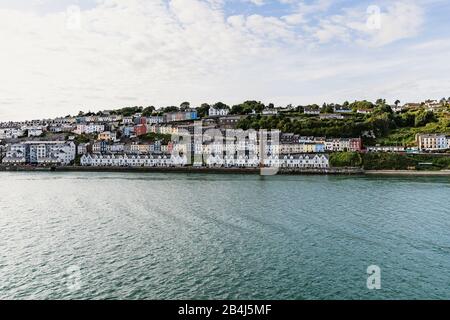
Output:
[{"xmin": 233, "ymin": 101, "xmax": 450, "ymax": 146}]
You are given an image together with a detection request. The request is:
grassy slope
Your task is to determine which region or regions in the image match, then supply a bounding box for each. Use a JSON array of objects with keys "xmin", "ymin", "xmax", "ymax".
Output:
[{"xmin": 375, "ymin": 120, "xmax": 450, "ymax": 146}]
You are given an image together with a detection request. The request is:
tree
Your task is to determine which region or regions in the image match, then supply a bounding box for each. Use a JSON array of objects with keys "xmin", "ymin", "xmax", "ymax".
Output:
[
  {"xmin": 231, "ymin": 101, "xmax": 266, "ymax": 115},
  {"xmin": 142, "ymin": 106, "xmax": 156, "ymax": 116},
  {"xmin": 180, "ymin": 102, "xmax": 190, "ymax": 111},
  {"xmin": 163, "ymin": 106, "xmax": 180, "ymax": 113},
  {"xmin": 197, "ymin": 103, "xmax": 211, "ymax": 118},
  {"xmin": 330, "ymin": 152, "xmax": 362, "ymax": 167},
  {"xmin": 213, "ymin": 102, "xmax": 230, "ymax": 110},
  {"xmin": 376, "ymin": 98, "xmax": 386, "ymax": 106},
  {"xmin": 322, "ymin": 103, "xmax": 334, "ymax": 114},
  {"xmin": 415, "ymin": 110, "xmax": 437, "ymax": 127}
]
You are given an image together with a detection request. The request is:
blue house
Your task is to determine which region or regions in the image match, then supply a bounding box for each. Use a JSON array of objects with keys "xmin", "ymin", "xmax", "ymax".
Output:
[{"xmin": 315, "ymin": 143, "xmax": 325, "ymax": 153}]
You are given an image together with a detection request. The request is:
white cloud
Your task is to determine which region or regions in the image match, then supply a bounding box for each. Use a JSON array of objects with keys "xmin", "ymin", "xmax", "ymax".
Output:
[
  {"xmin": 0, "ymin": 0, "xmax": 448, "ymax": 120},
  {"xmin": 365, "ymin": 2, "xmax": 424, "ymax": 47},
  {"xmin": 246, "ymin": 0, "xmax": 265, "ymax": 6},
  {"xmin": 311, "ymin": 2, "xmax": 425, "ymax": 47}
]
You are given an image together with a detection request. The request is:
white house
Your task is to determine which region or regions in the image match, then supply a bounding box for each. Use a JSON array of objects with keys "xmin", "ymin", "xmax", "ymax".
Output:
[
  {"xmin": 23, "ymin": 126, "xmax": 45, "ymax": 137},
  {"xmin": 0, "ymin": 128, "xmax": 25, "ymax": 139},
  {"xmin": 262, "ymin": 109, "xmax": 278, "ymax": 115},
  {"xmin": 74, "ymin": 124, "xmax": 105, "ymax": 135},
  {"xmin": 122, "ymin": 117, "xmax": 134, "ymax": 125},
  {"xmin": 209, "ymin": 107, "xmax": 229, "ymax": 117},
  {"xmin": 77, "ymin": 143, "xmax": 90, "ymax": 155},
  {"xmin": 264, "ymin": 154, "xmax": 329, "ymax": 169},
  {"xmin": 416, "ymin": 134, "xmax": 448, "ymax": 151},
  {"xmin": 304, "ymin": 108, "xmax": 320, "ymax": 115},
  {"xmin": 366, "ymin": 146, "xmax": 406, "ymax": 153}
]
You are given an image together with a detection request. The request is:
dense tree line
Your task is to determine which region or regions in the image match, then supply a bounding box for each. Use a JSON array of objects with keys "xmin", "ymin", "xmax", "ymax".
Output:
[
  {"xmin": 330, "ymin": 152, "xmax": 363, "ymax": 167},
  {"xmin": 236, "ymin": 101, "xmax": 444, "ymax": 140}
]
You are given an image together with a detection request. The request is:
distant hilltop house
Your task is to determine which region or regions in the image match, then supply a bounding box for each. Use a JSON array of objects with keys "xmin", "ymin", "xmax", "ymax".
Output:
[
  {"xmin": 424, "ymin": 99, "xmax": 445, "ymax": 111},
  {"xmin": 391, "ymin": 104, "xmax": 403, "ymax": 113},
  {"xmin": 303, "ymin": 107, "xmax": 320, "ymax": 115},
  {"xmin": 416, "ymin": 133, "xmax": 450, "ymax": 151},
  {"xmin": 262, "ymin": 108, "xmax": 278, "ymax": 115},
  {"xmin": 319, "ymin": 113, "xmax": 345, "ymax": 120},
  {"xmin": 333, "ymin": 106, "xmax": 353, "ymax": 113},
  {"xmin": 403, "ymin": 102, "xmax": 422, "ymax": 110},
  {"xmin": 356, "ymin": 109, "xmax": 372, "ymax": 115},
  {"xmin": 208, "ymin": 106, "xmax": 229, "ymax": 117}
]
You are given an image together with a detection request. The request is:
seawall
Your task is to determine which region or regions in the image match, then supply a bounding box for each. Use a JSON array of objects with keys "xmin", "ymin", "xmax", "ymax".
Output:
[{"xmin": 0, "ymin": 165, "xmax": 364, "ymax": 175}]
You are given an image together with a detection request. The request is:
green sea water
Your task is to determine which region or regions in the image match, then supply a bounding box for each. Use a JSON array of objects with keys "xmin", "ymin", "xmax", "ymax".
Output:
[{"xmin": 1, "ymin": 172, "xmax": 449, "ymax": 299}]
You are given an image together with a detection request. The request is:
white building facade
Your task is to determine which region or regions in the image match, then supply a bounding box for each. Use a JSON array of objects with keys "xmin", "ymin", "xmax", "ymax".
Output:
[
  {"xmin": 209, "ymin": 107, "xmax": 230, "ymax": 117},
  {"xmin": 81, "ymin": 153, "xmax": 188, "ymax": 167},
  {"xmin": 2, "ymin": 141, "xmax": 76, "ymax": 165},
  {"xmin": 74, "ymin": 124, "xmax": 106, "ymax": 135}
]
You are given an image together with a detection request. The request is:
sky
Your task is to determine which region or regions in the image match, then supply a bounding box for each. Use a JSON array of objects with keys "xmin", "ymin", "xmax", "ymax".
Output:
[{"xmin": 0, "ymin": 0, "xmax": 449, "ymax": 120}]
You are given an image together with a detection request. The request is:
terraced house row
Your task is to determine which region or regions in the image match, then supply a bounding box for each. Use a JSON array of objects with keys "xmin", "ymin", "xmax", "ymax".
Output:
[
  {"xmin": 79, "ymin": 153, "xmax": 330, "ymax": 169},
  {"xmin": 416, "ymin": 134, "xmax": 450, "ymax": 151}
]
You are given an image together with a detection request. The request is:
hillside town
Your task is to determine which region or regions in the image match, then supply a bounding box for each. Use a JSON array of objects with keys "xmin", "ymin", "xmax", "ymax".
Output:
[{"xmin": 1, "ymin": 99, "xmax": 449, "ymax": 171}]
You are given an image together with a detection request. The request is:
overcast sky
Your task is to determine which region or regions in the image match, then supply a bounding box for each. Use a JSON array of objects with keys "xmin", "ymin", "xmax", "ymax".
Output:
[{"xmin": 0, "ymin": 0, "xmax": 449, "ymax": 120}]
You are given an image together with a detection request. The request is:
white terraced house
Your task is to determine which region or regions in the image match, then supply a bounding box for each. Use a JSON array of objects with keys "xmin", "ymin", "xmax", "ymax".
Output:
[
  {"xmin": 416, "ymin": 134, "xmax": 449, "ymax": 151},
  {"xmin": 204, "ymin": 153, "xmax": 329, "ymax": 169},
  {"xmin": 74, "ymin": 124, "xmax": 106, "ymax": 135},
  {"xmin": 80, "ymin": 153, "xmax": 188, "ymax": 167},
  {"xmin": 264, "ymin": 154, "xmax": 330, "ymax": 169},
  {"xmin": 206, "ymin": 154, "xmax": 260, "ymax": 168}
]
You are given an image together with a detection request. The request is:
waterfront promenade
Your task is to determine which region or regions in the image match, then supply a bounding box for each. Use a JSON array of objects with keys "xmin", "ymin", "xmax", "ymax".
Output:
[
  {"xmin": 5, "ymin": 165, "xmax": 450, "ymax": 175},
  {"xmin": 0, "ymin": 165, "xmax": 364, "ymax": 175}
]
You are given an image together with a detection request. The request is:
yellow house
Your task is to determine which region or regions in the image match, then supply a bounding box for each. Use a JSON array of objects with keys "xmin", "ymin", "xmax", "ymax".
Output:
[{"xmin": 98, "ymin": 131, "xmax": 113, "ymax": 141}]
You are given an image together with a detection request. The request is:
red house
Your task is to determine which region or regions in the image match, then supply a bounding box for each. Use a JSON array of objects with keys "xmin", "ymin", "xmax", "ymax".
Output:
[
  {"xmin": 134, "ymin": 124, "xmax": 147, "ymax": 136},
  {"xmin": 139, "ymin": 117, "xmax": 147, "ymax": 125},
  {"xmin": 349, "ymin": 138, "xmax": 362, "ymax": 152}
]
